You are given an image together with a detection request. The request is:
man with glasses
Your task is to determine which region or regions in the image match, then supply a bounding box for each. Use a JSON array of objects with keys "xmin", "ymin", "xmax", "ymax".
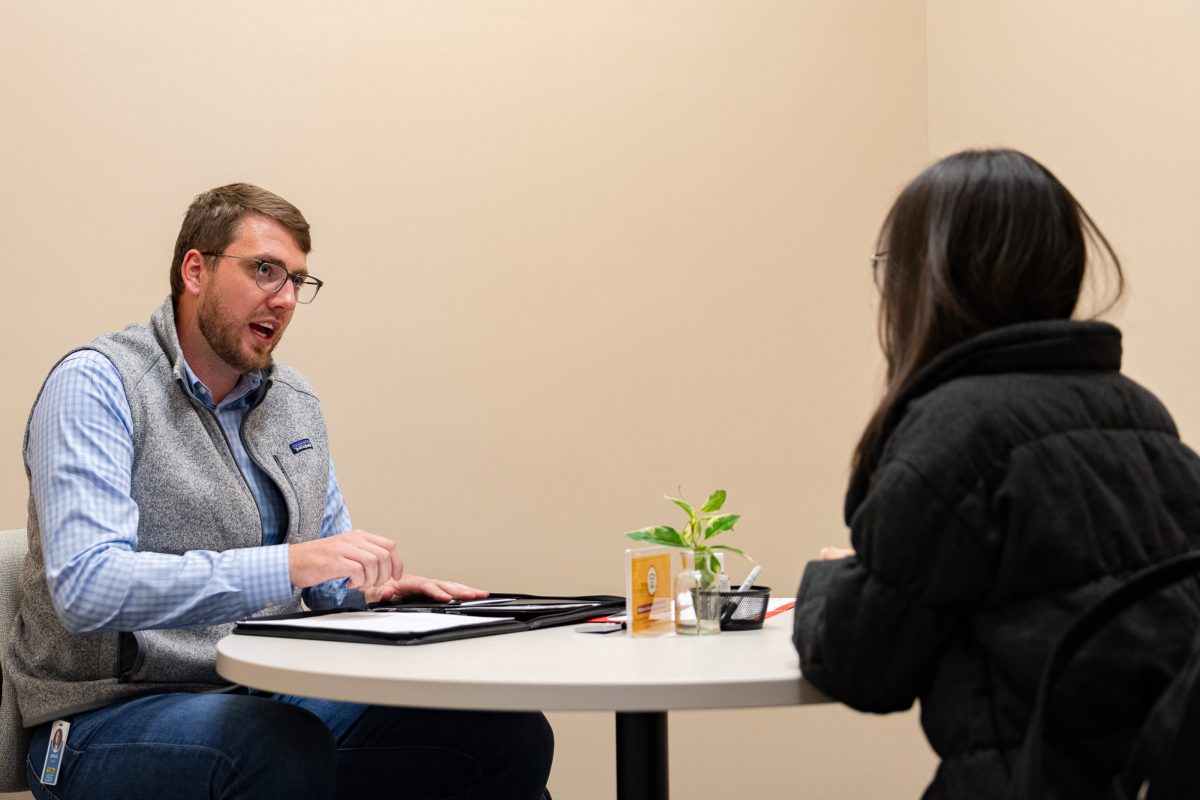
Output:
[{"xmin": 5, "ymin": 184, "xmax": 554, "ymax": 799}]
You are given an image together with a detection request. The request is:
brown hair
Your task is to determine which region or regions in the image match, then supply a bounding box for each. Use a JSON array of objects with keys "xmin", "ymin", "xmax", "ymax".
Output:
[
  {"xmin": 169, "ymin": 183, "xmax": 311, "ymax": 302},
  {"xmin": 853, "ymin": 149, "xmax": 1123, "ymax": 476}
]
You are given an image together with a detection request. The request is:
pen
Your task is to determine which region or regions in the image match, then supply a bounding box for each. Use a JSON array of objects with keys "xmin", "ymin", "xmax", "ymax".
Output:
[
  {"xmin": 721, "ymin": 565, "xmax": 763, "ymax": 623},
  {"xmin": 734, "ymin": 565, "xmax": 762, "ymax": 594}
]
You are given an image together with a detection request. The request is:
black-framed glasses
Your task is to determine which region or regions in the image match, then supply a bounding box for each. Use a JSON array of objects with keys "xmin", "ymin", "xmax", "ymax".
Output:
[{"xmin": 201, "ymin": 252, "xmax": 324, "ymax": 304}]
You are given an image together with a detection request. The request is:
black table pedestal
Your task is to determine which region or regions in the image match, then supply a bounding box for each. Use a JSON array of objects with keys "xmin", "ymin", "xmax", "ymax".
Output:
[{"xmin": 615, "ymin": 710, "xmax": 669, "ymax": 799}]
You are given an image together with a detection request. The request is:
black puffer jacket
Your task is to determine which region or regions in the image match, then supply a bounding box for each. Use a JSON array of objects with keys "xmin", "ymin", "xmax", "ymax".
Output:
[{"xmin": 793, "ymin": 320, "xmax": 1200, "ymax": 799}]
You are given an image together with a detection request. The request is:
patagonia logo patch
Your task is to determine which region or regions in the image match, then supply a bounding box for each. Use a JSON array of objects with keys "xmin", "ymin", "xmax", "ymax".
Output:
[{"xmin": 289, "ymin": 439, "xmax": 314, "ymax": 454}]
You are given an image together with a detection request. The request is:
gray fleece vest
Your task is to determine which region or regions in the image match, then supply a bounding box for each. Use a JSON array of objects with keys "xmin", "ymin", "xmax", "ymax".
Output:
[{"xmin": 5, "ymin": 298, "xmax": 329, "ymax": 726}]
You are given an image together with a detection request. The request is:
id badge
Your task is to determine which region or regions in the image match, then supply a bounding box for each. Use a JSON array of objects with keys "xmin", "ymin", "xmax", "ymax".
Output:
[{"xmin": 40, "ymin": 719, "xmax": 70, "ymax": 785}]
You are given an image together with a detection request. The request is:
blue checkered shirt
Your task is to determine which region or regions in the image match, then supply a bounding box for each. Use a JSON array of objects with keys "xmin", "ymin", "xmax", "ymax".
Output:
[{"xmin": 26, "ymin": 349, "xmax": 354, "ymax": 633}]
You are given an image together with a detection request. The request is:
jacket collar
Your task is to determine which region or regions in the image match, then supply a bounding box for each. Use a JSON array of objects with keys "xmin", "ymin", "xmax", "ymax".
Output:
[
  {"xmin": 149, "ymin": 296, "xmax": 274, "ymax": 405},
  {"xmin": 844, "ymin": 320, "xmax": 1123, "ymax": 521}
]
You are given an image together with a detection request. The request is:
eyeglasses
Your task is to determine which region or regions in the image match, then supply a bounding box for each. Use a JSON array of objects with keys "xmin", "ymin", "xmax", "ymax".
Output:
[
  {"xmin": 201, "ymin": 252, "xmax": 323, "ymax": 304},
  {"xmin": 870, "ymin": 251, "xmax": 888, "ymax": 286}
]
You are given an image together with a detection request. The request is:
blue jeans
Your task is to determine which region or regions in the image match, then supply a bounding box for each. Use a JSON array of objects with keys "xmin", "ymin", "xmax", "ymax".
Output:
[{"xmin": 25, "ymin": 690, "xmax": 553, "ymax": 799}]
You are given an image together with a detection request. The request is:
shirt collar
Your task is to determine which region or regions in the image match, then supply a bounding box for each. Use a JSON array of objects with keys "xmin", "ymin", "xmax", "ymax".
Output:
[{"xmin": 179, "ymin": 357, "xmax": 265, "ymax": 411}]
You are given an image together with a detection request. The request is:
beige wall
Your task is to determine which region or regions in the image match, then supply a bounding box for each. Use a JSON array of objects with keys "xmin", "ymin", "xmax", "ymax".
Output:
[
  {"xmin": 925, "ymin": 0, "xmax": 1200, "ymax": 444},
  {"xmin": 2, "ymin": 2, "xmax": 1196, "ymax": 798}
]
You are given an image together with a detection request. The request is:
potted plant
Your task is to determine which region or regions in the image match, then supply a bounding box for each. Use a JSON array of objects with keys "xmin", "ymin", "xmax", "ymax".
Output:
[{"xmin": 625, "ymin": 489, "xmax": 752, "ymax": 635}]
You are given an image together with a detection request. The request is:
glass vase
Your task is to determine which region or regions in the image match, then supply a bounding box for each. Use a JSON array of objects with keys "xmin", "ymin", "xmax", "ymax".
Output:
[{"xmin": 674, "ymin": 550, "xmax": 722, "ymax": 635}]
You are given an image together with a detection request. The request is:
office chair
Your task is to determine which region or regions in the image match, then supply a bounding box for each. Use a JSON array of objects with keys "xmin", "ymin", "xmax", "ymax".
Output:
[{"xmin": 0, "ymin": 528, "xmax": 30, "ymax": 792}]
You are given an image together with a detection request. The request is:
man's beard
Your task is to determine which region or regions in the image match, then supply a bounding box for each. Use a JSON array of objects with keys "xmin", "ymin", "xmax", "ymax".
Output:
[{"xmin": 197, "ymin": 291, "xmax": 280, "ymax": 374}]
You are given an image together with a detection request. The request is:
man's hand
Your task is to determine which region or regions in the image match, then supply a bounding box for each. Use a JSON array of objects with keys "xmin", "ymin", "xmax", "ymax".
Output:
[
  {"xmin": 288, "ymin": 529, "xmax": 404, "ymax": 590},
  {"xmin": 363, "ymin": 575, "xmax": 488, "ymax": 604}
]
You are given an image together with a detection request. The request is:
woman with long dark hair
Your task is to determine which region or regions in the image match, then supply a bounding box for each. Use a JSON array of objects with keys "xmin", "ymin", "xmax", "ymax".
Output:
[{"xmin": 793, "ymin": 149, "xmax": 1200, "ymax": 798}]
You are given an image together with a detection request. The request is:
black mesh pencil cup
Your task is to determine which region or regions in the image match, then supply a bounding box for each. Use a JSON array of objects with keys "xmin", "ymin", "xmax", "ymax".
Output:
[{"xmin": 717, "ymin": 585, "xmax": 770, "ymax": 630}]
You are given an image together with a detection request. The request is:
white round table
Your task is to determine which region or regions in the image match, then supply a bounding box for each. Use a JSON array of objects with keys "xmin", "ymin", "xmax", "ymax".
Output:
[{"xmin": 217, "ymin": 610, "xmax": 827, "ymax": 798}]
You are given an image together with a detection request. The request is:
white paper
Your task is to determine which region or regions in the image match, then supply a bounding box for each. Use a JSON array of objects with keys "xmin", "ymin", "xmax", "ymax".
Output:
[{"xmin": 240, "ymin": 611, "xmax": 513, "ymax": 635}]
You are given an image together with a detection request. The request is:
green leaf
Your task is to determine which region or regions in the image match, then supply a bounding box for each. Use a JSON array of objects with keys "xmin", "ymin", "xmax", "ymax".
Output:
[
  {"xmin": 709, "ymin": 544, "xmax": 754, "ymax": 562},
  {"xmin": 704, "ymin": 514, "xmax": 740, "ymax": 539},
  {"xmin": 699, "ymin": 489, "xmax": 726, "ymax": 513},
  {"xmin": 682, "ymin": 518, "xmax": 704, "ymax": 549},
  {"xmin": 666, "ymin": 496, "xmax": 694, "ymax": 517},
  {"xmin": 624, "ymin": 526, "xmax": 686, "ymax": 547}
]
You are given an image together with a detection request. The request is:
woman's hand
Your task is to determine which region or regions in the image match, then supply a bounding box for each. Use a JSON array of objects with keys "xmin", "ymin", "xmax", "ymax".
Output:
[{"xmin": 818, "ymin": 546, "xmax": 856, "ymax": 560}]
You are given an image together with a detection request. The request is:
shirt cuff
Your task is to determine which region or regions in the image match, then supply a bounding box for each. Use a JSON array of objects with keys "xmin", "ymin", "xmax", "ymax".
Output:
[
  {"xmin": 241, "ymin": 544, "xmax": 295, "ymax": 609},
  {"xmin": 303, "ymin": 578, "xmax": 367, "ymax": 610}
]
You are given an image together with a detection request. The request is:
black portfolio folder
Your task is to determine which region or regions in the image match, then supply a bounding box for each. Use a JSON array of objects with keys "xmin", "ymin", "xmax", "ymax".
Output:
[{"xmin": 233, "ymin": 592, "xmax": 625, "ymax": 646}]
